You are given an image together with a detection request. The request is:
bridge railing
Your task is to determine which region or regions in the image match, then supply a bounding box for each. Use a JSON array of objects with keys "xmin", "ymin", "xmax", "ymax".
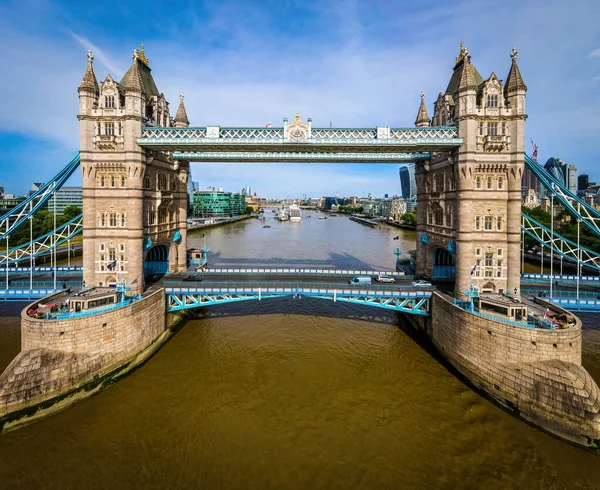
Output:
[
  {"xmin": 195, "ymin": 268, "xmax": 410, "ymax": 278},
  {"xmin": 164, "ymin": 280, "xmax": 434, "ymax": 292}
]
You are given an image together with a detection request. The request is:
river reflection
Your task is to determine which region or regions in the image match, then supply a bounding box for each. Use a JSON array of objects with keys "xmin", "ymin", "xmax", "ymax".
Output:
[{"xmin": 0, "ymin": 215, "xmax": 599, "ymax": 489}]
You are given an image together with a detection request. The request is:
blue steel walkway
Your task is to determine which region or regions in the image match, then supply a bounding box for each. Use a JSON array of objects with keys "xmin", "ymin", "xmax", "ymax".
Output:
[{"xmin": 165, "ymin": 281, "xmax": 432, "ymax": 315}]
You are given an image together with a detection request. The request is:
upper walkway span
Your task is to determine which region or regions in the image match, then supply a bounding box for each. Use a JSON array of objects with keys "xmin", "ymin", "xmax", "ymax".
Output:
[{"xmin": 137, "ymin": 124, "xmax": 462, "ymax": 161}]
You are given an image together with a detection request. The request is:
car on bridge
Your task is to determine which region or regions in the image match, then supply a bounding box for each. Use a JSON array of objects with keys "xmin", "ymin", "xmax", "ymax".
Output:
[
  {"xmin": 349, "ymin": 275, "xmax": 372, "ymax": 286},
  {"xmin": 411, "ymin": 279, "xmax": 432, "ymax": 288},
  {"xmin": 374, "ymin": 274, "xmax": 395, "ymax": 283},
  {"xmin": 183, "ymin": 276, "xmax": 203, "ymax": 282}
]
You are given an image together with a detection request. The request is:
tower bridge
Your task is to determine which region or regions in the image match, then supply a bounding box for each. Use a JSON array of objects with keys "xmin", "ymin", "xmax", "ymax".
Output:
[{"xmin": 1, "ymin": 43, "xmax": 600, "ymax": 448}]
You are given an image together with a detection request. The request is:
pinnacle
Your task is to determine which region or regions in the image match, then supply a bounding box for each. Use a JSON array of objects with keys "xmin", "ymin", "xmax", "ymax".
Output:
[
  {"xmin": 415, "ymin": 91, "xmax": 430, "ymax": 127},
  {"xmin": 505, "ymin": 47, "xmax": 527, "ymax": 96},
  {"xmin": 78, "ymin": 50, "xmax": 99, "ymax": 94},
  {"xmin": 174, "ymin": 92, "xmax": 190, "ymax": 127}
]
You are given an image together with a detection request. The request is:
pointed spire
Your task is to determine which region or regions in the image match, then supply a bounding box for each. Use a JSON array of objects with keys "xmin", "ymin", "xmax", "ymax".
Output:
[
  {"xmin": 456, "ymin": 55, "xmax": 478, "ymax": 92},
  {"xmin": 415, "ymin": 90, "xmax": 430, "ymax": 127},
  {"xmin": 78, "ymin": 50, "xmax": 99, "ymax": 94},
  {"xmin": 504, "ymin": 47, "xmax": 527, "ymax": 97},
  {"xmin": 174, "ymin": 91, "xmax": 190, "ymax": 127},
  {"xmin": 121, "ymin": 50, "xmax": 145, "ymax": 92}
]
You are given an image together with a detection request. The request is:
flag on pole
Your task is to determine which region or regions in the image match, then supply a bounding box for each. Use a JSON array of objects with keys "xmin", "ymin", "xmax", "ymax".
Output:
[
  {"xmin": 265, "ymin": 122, "xmax": 272, "ymax": 128},
  {"xmin": 470, "ymin": 263, "xmax": 477, "ymax": 275},
  {"xmin": 107, "ymin": 260, "xmax": 117, "ymax": 271}
]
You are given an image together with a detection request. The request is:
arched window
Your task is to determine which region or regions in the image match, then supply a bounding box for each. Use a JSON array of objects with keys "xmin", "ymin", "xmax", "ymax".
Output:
[
  {"xmin": 158, "ymin": 174, "xmax": 167, "ymax": 191},
  {"xmin": 109, "ymin": 213, "xmax": 117, "ymax": 227},
  {"xmin": 121, "ymin": 214, "xmax": 126, "ymax": 227},
  {"xmin": 434, "ymin": 174, "xmax": 444, "ymax": 192},
  {"xmin": 100, "ymin": 213, "xmax": 106, "ymax": 227},
  {"xmin": 158, "ymin": 208, "xmax": 167, "ymax": 223},
  {"xmin": 486, "ymin": 94, "xmax": 498, "ymax": 107},
  {"xmin": 144, "ymin": 176, "xmax": 151, "ymax": 189},
  {"xmin": 434, "ymin": 209, "xmax": 443, "ymax": 226}
]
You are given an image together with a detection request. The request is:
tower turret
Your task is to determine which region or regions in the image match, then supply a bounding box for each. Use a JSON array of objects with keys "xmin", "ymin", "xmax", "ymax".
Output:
[
  {"xmin": 78, "ymin": 50, "xmax": 99, "ymax": 116},
  {"xmin": 414, "ymin": 91, "xmax": 430, "ymax": 127},
  {"xmin": 504, "ymin": 47, "xmax": 527, "ymax": 114},
  {"xmin": 174, "ymin": 92, "xmax": 190, "ymax": 128}
]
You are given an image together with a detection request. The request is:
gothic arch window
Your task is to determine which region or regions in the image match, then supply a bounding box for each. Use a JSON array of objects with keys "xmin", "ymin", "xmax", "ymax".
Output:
[
  {"xmin": 109, "ymin": 213, "xmax": 117, "ymax": 227},
  {"xmin": 121, "ymin": 214, "xmax": 126, "ymax": 227},
  {"xmin": 105, "ymin": 122, "xmax": 115, "ymax": 136},
  {"xmin": 158, "ymin": 174, "xmax": 167, "ymax": 191},
  {"xmin": 487, "ymin": 122, "xmax": 498, "ymax": 136},
  {"xmin": 434, "ymin": 208, "xmax": 443, "ymax": 226},
  {"xmin": 105, "ymin": 95, "xmax": 115, "ymax": 108},
  {"xmin": 486, "ymin": 94, "xmax": 498, "ymax": 107},
  {"xmin": 427, "ymin": 206, "xmax": 433, "ymax": 224},
  {"xmin": 158, "ymin": 207, "xmax": 167, "ymax": 223},
  {"xmin": 100, "ymin": 213, "xmax": 106, "ymax": 227},
  {"xmin": 479, "ymin": 123, "xmax": 484, "ymax": 136},
  {"xmin": 434, "ymin": 174, "xmax": 444, "ymax": 192},
  {"xmin": 496, "ymin": 216, "xmax": 503, "ymax": 231},
  {"xmin": 445, "ymin": 208, "xmax": 453, "ymax": 228}
]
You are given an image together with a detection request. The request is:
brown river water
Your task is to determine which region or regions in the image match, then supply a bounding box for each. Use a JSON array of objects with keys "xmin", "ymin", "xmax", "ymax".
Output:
[{"xmin": 0, "ymin": 213, "xmax": 599, "ymax": 489}]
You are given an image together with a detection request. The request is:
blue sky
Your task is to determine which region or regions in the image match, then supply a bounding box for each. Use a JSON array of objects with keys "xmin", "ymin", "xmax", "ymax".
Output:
[{"xmin": 0, "ymin": 0, "xmax": 599, "ymax": 198}]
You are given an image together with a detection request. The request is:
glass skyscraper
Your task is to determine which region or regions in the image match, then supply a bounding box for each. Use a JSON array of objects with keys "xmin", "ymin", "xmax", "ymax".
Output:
[{"xmin": 399, "ymin": 165, "xmax": 416, "ymax": 199}]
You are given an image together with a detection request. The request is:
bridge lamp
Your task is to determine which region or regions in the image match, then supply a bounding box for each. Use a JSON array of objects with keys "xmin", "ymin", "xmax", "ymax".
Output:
[{"xmin": 5, "ymin": 234, "xmax": 9, "ymax": 292}]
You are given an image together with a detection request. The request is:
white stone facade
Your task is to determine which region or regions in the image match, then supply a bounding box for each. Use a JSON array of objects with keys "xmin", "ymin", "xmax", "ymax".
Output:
[
  {"xmin": 78, "ymin": 48, "xmax": 189, "ymax": 293},
  {"xmin": 416, "ymin": 45, "xmax": 527, "ymax": 298}
]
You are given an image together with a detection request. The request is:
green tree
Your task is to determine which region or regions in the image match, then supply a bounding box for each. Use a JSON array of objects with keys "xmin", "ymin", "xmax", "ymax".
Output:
[{"xmin": 400, "ymin": 212, "xmax": 417, "ymax": 226}]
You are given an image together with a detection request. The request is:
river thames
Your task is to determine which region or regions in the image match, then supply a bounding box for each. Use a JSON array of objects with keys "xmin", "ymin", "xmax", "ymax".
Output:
[{"xmin": 0, "ymin": 213, "xmax": 599, "ymax": 489}]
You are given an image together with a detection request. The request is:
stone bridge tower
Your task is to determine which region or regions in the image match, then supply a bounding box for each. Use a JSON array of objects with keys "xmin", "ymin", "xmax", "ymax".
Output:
[
  {"xmin": 415, "ymin": 44, "xmax": 527, "ymax": 298},
  {"xmin": 77, "ymin": 46, "xmax": 189, "ymax": 293}
]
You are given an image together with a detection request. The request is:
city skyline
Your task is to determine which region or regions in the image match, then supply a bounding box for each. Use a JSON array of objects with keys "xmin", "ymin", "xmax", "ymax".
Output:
[{"xmin": 1, "ymin": 0, "xmax": 599, "ymax": 197}]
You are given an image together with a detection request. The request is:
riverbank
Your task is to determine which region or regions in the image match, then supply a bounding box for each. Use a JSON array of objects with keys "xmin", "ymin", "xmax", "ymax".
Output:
[{"xmin": 187, "ymin": 215, "xmax": 253, "ymax": 233}]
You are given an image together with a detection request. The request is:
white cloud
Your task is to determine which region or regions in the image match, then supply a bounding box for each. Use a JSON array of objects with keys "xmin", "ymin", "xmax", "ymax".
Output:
[
  {"xmin": 68, "ymin": 31, "xmax": 124, "ymax": 76},
  {"xmin": 588, "ymin": 48, "xmax": 600, "ymax": 58}
]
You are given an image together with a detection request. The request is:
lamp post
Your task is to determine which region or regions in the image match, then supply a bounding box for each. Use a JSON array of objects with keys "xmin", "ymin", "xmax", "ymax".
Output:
[
  {"xmin": 550, "ymin": 192, "xmax": 554, "ymax": 298},
  {"xmin": 29, "ymin": 216, "xmax": 33, "ymax": 291},
  {"xmin": 5, "ymin": 235, "xmax": 9, "ymax": 295}
]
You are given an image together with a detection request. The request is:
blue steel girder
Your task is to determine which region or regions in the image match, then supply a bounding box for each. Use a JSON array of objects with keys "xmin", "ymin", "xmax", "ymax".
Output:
[
  {"xmin": 521, "ymin": 213, "xmax": 600, "ymax": 272},
  {"xmin": 171, "ymin": 151, "xmax": 431, "ymax": 163},
  {"xmin": 0, "ymin": 214, "xmax": 83, "ymax": 266},
  {"xmin": 137, "ymin": 126, "xmax": 462, "ymax": 155},
  {"xmin": 524, "ymin": 154, "xmax": 600, "ymax": 237},
  {"xmin": 0, "ymin": 154, "xmax": 80, "ymax": 241},
  {"xmin": 166, "ymin": 286, "xmax": 431, "ymax": 315}
]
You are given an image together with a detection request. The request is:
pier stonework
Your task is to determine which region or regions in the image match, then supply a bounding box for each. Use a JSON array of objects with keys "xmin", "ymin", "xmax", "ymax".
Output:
[
  {"xmin": 415, "ymin": 44, "xmax": 526, "ymax": 299},
  {"xmin": 78, "ymin": 46, "xmax": 190, "ymax": 293},
  {"xmin": 402, "ymin": 294, "xmax": 600, "ymax": 448}
]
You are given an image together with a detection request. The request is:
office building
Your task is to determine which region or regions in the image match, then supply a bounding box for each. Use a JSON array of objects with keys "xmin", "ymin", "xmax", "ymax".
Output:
[
  {"xmin": 190, "ymin": 189, "xmax": 245, "ymax": 218},
  {"xmin": 578, "ymin": 174, "xmax": 589, "ymax": 192},
  {"xmin": 399, "ymin": 164, "xmax": 416, "ymax": 199},
  {"xmin": 47, "ymin": 186, "xmax": 83, "ymax": 214}
]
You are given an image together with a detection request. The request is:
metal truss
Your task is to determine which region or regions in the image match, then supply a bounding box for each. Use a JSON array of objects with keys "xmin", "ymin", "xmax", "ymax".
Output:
[
  {"xmin": 0, "ymin": 154, "xmax": 80, "ymax": 241},
  {"xmin": 172, "ymin": 151, "xmax": 430, "ymax": 163},
  {"xmin": 524, "ymin": 154, "xmax": 600, "ymax": 237},
  {"xmin": 521, "ymin": 213, "xmax": 600, "ymax": 271},
  {"xmin": 138, "ymin": 126, "xmax": 462, "ymax": 153},
  {"xmin": 166, "ymin": 286, "xmax": 431, "ymax": 315},
  {"xmin": 0, "ymin": 214, "xmax": 83, "ymax": 266}
]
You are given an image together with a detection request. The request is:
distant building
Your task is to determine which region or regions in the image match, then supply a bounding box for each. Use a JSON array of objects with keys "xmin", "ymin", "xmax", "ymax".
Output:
[
  {"xmin": 399, "ymin": 164, "xmax": 416, "ymax": 199},
  {"xmin": 522, "ymin": 189, "xmax": 539, "ymax": 208},
  {"xmin": 322, "ymin": 196, "xmax": 341, "ymax": 210},
  {"xmin": 28, "ymin": 182, "xmax": 44, "ymax": 197},
  {"xmin": 0, "ymin": 196, "xmax": 24, "ymax": 214},
  {"xmin": 0, "ymin": 186, "xmax": 4, "ymax": 198},
  {"xmin": 578, "ymin": 174, "xmax": 589, "ymax": 191},
  {"xmin": 47, "ymin": 186, "xmax": 83, "ymax": 214},
  {"xmin": 521, "ymin": 167, "xmax": 540, "ymax": 197},
  {"xmin": 190, "ymin": 189, "xmax": 245, "ymax": 218},
  {"xmin": 543, "ymin": 157, "xmax": 577, "ymax": 194}
]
